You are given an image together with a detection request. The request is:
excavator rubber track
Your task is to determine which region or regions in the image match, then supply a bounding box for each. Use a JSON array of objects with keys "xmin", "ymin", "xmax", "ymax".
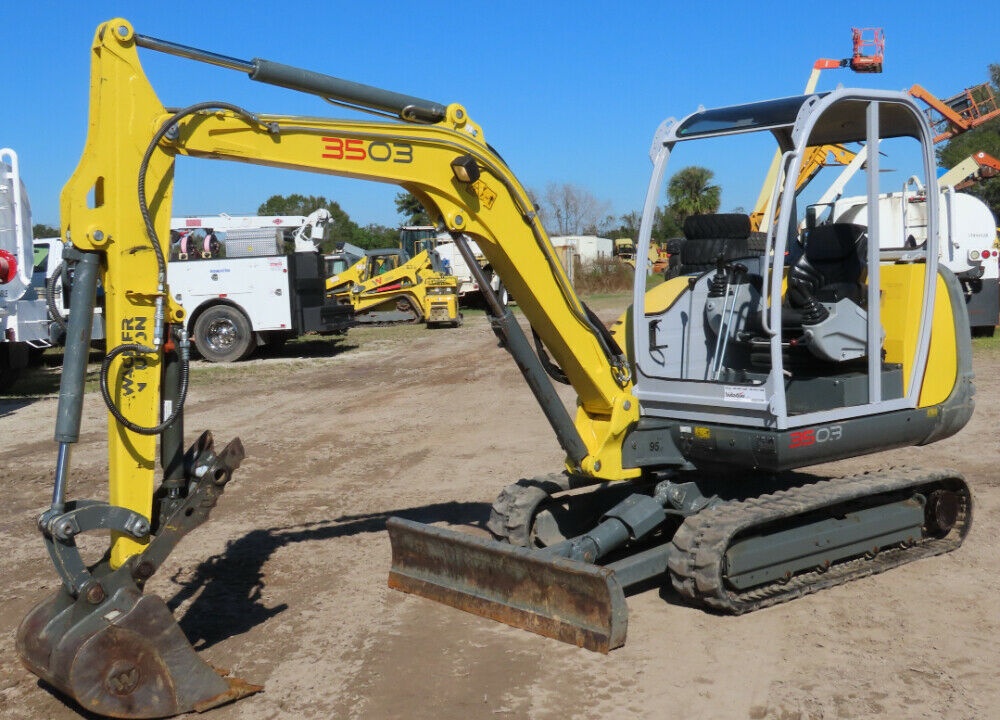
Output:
[{"xmin": 668, "ymin": 467, "xmax": 972, "ymax": 614}]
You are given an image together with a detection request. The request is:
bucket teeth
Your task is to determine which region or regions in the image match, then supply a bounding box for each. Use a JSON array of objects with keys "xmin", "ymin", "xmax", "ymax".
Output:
[
  {"xmin": 17, "ymin": 583, "xmax": 261, "ymax": 718},
  {"xmin": 387, "ymin": 517, "xmax": 628, "ymax": 653}
]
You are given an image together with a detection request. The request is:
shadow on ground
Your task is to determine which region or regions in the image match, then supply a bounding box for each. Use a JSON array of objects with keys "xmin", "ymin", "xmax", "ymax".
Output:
[{"xmin": 169, "ymin": 500, "xmax": 489, "ymax": 649}]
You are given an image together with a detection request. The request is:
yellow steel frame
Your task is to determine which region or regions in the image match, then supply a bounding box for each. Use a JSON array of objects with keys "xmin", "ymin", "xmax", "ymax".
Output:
[{"xmin": 63, "ymin": 20, "xmax": 639, "ymax": 567}]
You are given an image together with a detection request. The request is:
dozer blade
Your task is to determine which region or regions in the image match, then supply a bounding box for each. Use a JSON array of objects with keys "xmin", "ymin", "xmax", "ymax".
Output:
[
  {"xmin": 386, "ymin": 517, "xmax": 628, "ymax": 653},
  {"xmin": 17, "ymin": 582, "xmax": 261, "ymax": 719}
]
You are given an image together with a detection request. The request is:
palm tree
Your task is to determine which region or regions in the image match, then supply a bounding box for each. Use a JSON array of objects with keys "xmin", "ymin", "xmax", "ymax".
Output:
[{"xmin": 667, "ymin": 166, "xmax": 721, "ymax": 223}]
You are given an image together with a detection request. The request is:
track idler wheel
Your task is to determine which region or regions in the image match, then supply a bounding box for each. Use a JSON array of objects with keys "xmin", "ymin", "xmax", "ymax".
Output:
[{"xmin": 925, "ymin": 489, "xmax": 961, "ymax": 537}]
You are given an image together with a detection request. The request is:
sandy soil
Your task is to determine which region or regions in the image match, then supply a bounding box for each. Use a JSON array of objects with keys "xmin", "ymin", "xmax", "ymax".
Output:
[{"xmin": 1, "ymin": 297, "xmax": 998, "ymax": 720}]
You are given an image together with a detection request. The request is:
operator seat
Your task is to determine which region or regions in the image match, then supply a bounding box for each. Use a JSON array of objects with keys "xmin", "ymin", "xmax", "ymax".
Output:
[
  {"xmin": 782, "ymin": 222, "xmax": 871, "ymax": 363},
  {"xmin": 786, "ymin": 223, "xmax": 868, "ymax": 323}
]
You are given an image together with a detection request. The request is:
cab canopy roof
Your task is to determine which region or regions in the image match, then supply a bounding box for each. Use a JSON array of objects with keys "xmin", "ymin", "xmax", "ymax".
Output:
[{"xmin": 672, "ymin": 90, "xmax": 926, "ymax": 146}]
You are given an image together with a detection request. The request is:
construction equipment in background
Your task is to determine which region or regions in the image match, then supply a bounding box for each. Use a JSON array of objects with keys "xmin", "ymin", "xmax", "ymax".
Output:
[
  {"xmin": 749, "ymin": 144, "xmax": 858, "ymax": 231},
  {"xmin": 324, "ymin": 241, "xmax": 366, "ymax": 276},
  {"xmin": 936, "ymin": 150, "xmax": 1000, "ymax": 190},
  {"xmin": 910, "ymin": 82, "xmax": 1000, "ymax": 143},
  {"xmin": 751, "ymin": 28, "xmax": 885, "ymax": 233},
  {"xmin": 166, "ymin": 210, "xmax": 352, "ymax": 361},
  {"xmin": 613, "ymin": 237, "xmax": 636, "ymax": 265},
  {"xmin": 398, "ymin": 224, "xmax": 437, "ymax": 257},
  {"xmin": 0, "ymin": 149, "xmax": 55, "ymax": 390},
  {"xmin": 326, "ymin": 246, "xmax": 461, "ymax": 326},
  {"xmin": 613, "ymin": 238, "xmax": 670, "ymax": 274},
  {"xmin": 401, "ymin": 225, "xmax": 508, "ymax": 307},
  {"xmin": 17, "ymin": 19, "xmax": 974, "ymax": 717}
]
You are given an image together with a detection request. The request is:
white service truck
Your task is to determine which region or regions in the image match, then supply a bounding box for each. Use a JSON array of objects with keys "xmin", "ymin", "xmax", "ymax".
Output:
[
  {"xmin": 0, "ymin": 148, "xmax": 54, "ymax": 390},
  {"xmin": 169, "ymin": 210, "xmax": 353, "ymax": 362},
  {"xmin": 829, "ymin": 183, "xmax": 999, "ymax": 335}
]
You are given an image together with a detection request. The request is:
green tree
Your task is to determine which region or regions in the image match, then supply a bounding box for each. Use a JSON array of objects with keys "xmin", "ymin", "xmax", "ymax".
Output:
[
  {"xmin": 651, "ymin": 206, "xmax": 682, "ymax": 241},
  {"xmin": 666, "ymin": 166, "xmax": 721, "ymax": 225},
  {"xmin": 605, "ymin": 208, "xmax": 681, "ymax": 243},
  {"xmin": 395, "ymin": 192, "xmax": 430, "ymax": 225},
  {"xmin": 32, "ymin": 223, "xmax": 60, "ymax": 239},
  {"xmin": 357, "ymin": 223, "xmax": 399, "ymax": 248},
  {"xmin": 257, "ymin": 194, "xmax": 377, "ymax": 251}
]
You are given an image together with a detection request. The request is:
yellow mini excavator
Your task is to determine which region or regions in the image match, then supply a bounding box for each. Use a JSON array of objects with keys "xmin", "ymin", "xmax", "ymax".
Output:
[{"xmin": 18, "ymin": 19, "xmax": 974, "ymax": 718}]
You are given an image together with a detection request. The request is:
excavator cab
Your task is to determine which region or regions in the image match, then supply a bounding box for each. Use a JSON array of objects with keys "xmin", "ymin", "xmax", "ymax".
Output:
[{"xmin": 629, "ymin": 90, "xmax": 972, "ymax": 458}]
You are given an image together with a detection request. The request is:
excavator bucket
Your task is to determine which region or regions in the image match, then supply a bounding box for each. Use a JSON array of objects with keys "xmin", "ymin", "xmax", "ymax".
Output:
[
  {"xmin": 17, "ymin": 582, "xmax": 260, "ymax": 718},
  {"xmin": 17, "ymin": 433, "xmax": 262, "ymax": 718},
  {"xmin": 386, "ymin": 517, "xmax": 628, "ymax": 653}
]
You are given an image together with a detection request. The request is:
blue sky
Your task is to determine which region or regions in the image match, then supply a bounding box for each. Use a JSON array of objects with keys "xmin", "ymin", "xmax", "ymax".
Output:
[{"xmin": 3, "ymin": 1, "xmax": 997, "ymax": 230}]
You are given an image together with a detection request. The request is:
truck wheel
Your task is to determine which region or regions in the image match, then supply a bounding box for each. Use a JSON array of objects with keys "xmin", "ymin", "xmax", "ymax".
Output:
[
  {"xmin": 496, "ymin": 280, "xmax": 509, "ymax": 308},
  {"xmin": 193, "ymin": 305, "xmax": 254, "ymax": 363}
]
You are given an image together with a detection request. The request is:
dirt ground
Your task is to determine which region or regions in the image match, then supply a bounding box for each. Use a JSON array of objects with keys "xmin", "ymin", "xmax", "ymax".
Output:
[{"xmin": 1, "ymin": 296, "xmax": 998, "ymax": 720}]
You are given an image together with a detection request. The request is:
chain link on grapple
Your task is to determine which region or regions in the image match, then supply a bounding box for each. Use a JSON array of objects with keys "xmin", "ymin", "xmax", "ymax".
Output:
[{"xmin": 17, "ymin": 431, "xmax": 261, "ymax": 718}]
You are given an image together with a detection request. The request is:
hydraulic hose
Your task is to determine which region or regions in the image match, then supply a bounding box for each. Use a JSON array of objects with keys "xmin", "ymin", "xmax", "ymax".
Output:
[
  {"xmin": 99, "ymin": 335, "xmax": 190, "ymax": 436},
  {"xmin": 99, "ymin": 101, "xmax": 258, "ymax": 436},
  {"xmin": 45, "ymin": 262, "xmax": 68, "ymax": 333},
  {"xmin": 137, "ymin": 101, "xmax": 261, "ymax": 292}
]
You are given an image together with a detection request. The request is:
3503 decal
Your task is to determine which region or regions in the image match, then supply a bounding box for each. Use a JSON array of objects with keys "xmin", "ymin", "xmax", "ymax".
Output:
[
  {"xmin": 321, "ymin": 137, "xmax": 413, "ymax": 163},
  {"xmin": 789, "ymin": 425, "xmax": 843, "ymax": 449}
]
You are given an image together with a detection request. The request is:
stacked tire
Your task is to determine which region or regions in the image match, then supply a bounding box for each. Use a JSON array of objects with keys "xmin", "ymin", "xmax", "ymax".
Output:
[{"xmin": 667, "ymin": 214, "xmax": 766, "ymax": 277}]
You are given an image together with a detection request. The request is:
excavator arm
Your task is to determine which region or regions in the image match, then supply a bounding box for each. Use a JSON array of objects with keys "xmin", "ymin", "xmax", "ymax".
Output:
[
  {"xmin": 18, "ymin": 19, "xmax": 639, "ymax": 717},
  {"xmin": 168, "ymin": 108, "xmax": 633, "ymax": 423},
  {"xmin": 53, "ymin": 20, "xmax": 639, "ymax": 557}
]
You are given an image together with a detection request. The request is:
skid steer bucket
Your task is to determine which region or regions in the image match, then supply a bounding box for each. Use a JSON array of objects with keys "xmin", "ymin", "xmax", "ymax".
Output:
[
  {"xmin": 386, "ymin": 517, "xmax": 628, "ymax": 653},
  {"xmin": 17, "ymin": 582, "xmax": 261, "ymax": 718}
]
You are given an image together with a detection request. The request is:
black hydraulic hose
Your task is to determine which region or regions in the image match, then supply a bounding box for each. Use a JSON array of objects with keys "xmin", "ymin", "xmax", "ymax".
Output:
[
  {"xmin": 532, "ymin": 328, "xmax": 570, "ymax": 385},
  {"xmin": 582, "ymin": 301, "xmax": 626, "ymax": 359},
  {"xmin": 99, "ymin": 101, "xmax": 258, "ymax": 436},
  {"xmin": 45, "ymin": 262, "xmax": 67, "ymax": 332},
  {"xmin": 100, "ymin": 338, "xmax": 190, "ymax": 436},
  {"xmin": 137, "ymin": 101, "xmax": 261, "ymax": 287}
]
